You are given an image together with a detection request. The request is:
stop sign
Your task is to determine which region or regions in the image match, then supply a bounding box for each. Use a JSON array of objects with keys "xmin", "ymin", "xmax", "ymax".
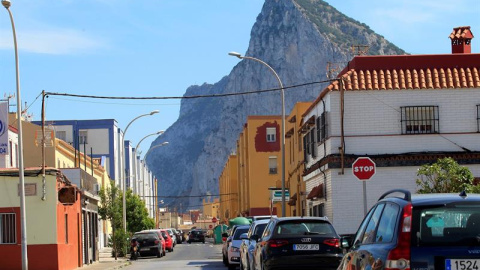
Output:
[
  {"xmin": 352, "ymin": 157, "xmax": 376, "ymax": 180},
  {"xmin": 212, "ymin": 217, "xmax": 218, "ymax": 223}
]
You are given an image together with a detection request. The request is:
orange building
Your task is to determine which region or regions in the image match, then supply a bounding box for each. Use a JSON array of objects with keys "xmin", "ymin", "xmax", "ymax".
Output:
[
  {"xmin": 285, "ymin": 102, "xmax": 312, "ymax": 216},
  {"xmin": 236, "ymin": 115, "xmax": 282, "ymax": 217},
  {"xmin": 202, "ymin": 198, "xmax": 220, "ymax": 218},
  {"xmin": 219, "ymin": 154, "xmax": 239, "ymax": 222}
]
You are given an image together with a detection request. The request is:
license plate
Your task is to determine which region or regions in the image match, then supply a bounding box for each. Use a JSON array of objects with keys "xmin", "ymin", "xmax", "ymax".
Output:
[
  {"xmin": 446, "ymin": 259, "xmax": 480, "ymax": 270},
  {"xmin": 293, "ymin": 244, "xmax": 319, "ymax": 251},
  {"xmin": 141, "ymin": 247, "xmax": 150, "ymax": 251}
]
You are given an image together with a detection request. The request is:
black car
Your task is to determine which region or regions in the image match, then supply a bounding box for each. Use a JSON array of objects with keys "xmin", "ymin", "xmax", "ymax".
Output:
[
  {"xmin": 188, "ymin": 229, "xmax": 206, "ymax": 243},
  {"xmin": 252, "ymin": 217, "xmax": 343, "ymax": 270},
  {"xmin": 338, "ymin": 189, "xmax": 480, "ymax": 270},
  {"xmin": 132, "ymin": 231, "xmax": 163, "ymax": 258}
]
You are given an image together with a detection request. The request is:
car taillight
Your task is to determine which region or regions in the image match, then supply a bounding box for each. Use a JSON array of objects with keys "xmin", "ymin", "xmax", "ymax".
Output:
[
  {"xmin": 267, "ymin": 239, "xmax": 289, "ymax": 248},
  {"xmin": 323, "ymin": 238, "xmax": 339, "ymax": 248},
  {"xmin": 155, "ymin": 240, "xmax": 160, "ymax": 245},
  {"xmin": 386, "ymin": 203, "xmax": 411, "ymax": 270}
]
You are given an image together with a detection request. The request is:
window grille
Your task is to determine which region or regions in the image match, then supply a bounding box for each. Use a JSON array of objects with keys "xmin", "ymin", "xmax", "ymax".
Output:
[
  {"xmin": 0, "ymin": 213, "xmax": 16, "ymax": 244},
  {"xmin": 316, "ymin": 112, "xmax": 327, "ymax": 142},
  {"xmin": 266, "ymin": 127, "xmax": 276, "ymax": 142},
  {"xmin": 310, "ymin": 129, "xmax": 316, "ymax": 158},
  {"xmin": 400, "ymin": 106, "xmax": 439, "ymax": 134}
]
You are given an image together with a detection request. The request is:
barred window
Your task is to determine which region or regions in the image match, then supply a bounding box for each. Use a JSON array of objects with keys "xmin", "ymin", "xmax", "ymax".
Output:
[
  {"xmin": 316, "ymin": 112, "xmax": 327, "ymax": 142},
  {"xmin": 0, "ymin": 213, "xmax": 16, "ymax": 244},
  {"xmin": 401, "ymin": 106, "xmax": 439, "ymax": 134},
  {"xmin": 310, "ymin": 129, "xmax": 316, "ymax": 158}
]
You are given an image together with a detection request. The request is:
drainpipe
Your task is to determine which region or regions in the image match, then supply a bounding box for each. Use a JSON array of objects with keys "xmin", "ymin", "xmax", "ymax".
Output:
[{"xmin": 339, "ymin": 79, "xmax": 345, "ymax": 174}]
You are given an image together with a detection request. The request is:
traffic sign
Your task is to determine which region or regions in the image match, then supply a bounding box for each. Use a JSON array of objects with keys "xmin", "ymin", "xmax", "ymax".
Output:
[
  {"xmin": 352, "ymin": 157, "xmax": 376, "ymax": 180},
  {"xmin": 211, "ymin": 217, "xmax": 218, "ymax": 223}
]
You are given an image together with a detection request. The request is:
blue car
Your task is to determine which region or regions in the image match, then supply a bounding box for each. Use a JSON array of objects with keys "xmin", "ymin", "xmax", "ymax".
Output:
[
  {"xmin": 338, "ymin": 189, "xmax": 480, "ymax": 270},
  {"xmin": 240, "ymin": 219, "xmax": 270, "ymax": 270}
]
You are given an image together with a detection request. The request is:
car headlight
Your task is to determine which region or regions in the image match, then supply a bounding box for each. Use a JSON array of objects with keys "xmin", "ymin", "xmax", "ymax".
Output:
[{"xmin": 230, "ymin": 246, "xmax": 240, "ymax": 252}]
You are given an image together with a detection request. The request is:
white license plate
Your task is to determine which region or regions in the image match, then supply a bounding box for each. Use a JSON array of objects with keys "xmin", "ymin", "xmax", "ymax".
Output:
[
  {"xmin": 293, "ymin": 244, "xmax": 319, "ymax": 251},
  {"xmin": 446, "ymin": 259, "xmax": 480, "ymax": 270},
  {"xmin": 141, "ymin": 247, "xmax": 150, "ymax": 251}
]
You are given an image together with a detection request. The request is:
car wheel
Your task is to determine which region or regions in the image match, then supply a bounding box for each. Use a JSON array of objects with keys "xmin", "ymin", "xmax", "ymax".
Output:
[
  {"xmin": 188, "ymin": 241, "xmax": 191, "ymax": 244},
  {"xmin": 240, "ymin": 260, "xmax": 244, "ymax": 270},
  {"xmin": 156, "ymin": 250, "xmax": 161, "ymax": 258}
]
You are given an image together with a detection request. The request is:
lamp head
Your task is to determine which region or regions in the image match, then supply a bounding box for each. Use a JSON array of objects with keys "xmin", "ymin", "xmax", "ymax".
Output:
[
  {"xmin": 156, "ymin": 130, "xmax": 165, "ymax": 135},
  {"xmin": 162, "ymin": 142, "xmax": 169, "ymax": 146},
  {"xmin": 228, "ymin": 51, "xmax": 243, "ymax": 59},
  {"xmin": 150, "ymin": 110, "xmax": 160, "ymax": 115},
  {"xmin": 2, "ymin": 0, "xmax": 11, "ymax": 8}
]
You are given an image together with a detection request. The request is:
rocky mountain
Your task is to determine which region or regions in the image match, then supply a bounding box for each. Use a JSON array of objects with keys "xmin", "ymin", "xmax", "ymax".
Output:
[{"xmin": 146, "ymin": 0, "xmax": 405, "ymax": 210}]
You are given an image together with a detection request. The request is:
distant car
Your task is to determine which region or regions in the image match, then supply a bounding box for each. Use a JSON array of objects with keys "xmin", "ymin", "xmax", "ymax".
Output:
[
  {"xmin": 223, "ymin": 225, "xmax": 242, "ymax": 266},
  {"xmin": 246, "ymin": 215, "xmax": 276, "ymax": 222},
  {"xmin": 160, "ymin": 229, "xmax": 174, "ymax": 252},
  {"xmin": 227, "ymin": 225, "xmax": 250, "ymax": 270},
  {"xmin": 338, "ymin": 189, "xmax": 480, "ymax": 270},
  {"xmin": 141, "ymin": 229, "xmax": 166, "ymax": 256},
  {"xmin": 252, "ymin": 217, "xmax": 342, "ymax": 270},
  {"xmin": 188, "ymin": 229, "xmax": 206, "ymax": 243},
  {"xmin": 240, "ymin": 219, "xmax": 269, "ymax": 270},
  {"xmin": 172, "ymin": 228, "xmax": 183, "ymax": 244},
  {"xmin": 165, "ymin": 228, "xmax": 177, "ymax": 246},
  {"xmin": 177, "ymin": 229, "xmax": 186, "ymax": 242},
  {"xmin": 132, "ymin": 231, "xmax": 163, "ymax": 258}
]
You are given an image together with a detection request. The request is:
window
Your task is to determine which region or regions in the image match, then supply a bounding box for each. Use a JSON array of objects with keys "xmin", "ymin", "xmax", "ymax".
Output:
[
  {"xmin": 477, "ymin": 105, "xmax": 480, "ymax": 132},
  {"xmin": 56, "ymin": 131, "xmax": 67, "ymax": 142},
  {"xmin": 361, "ymin": 203, "xmax": 385, "ymax": 244},
  {"xmin": 309, "ymin": 129, "xmax": 316, "ymax": 158},
  {"xmin": 9, "ymin": 141, "xmax": 12, "ymax": 167},
  {"xmin": 316, "ymin": 112, "xmax": 327, "ymax": 142},
  {"xmin": 401, "ymin": 106, "xmax": 439, "ymax": 134},
  {"xmin": 0, "ymin": 213, "xmax": 16, "ymax": 244},
  {"xmin": 269, "ymin": 157, "xmax": 277, "ymax": 174},
  {"xmin": 65, "ymin": 214, "xmax": 68, "ymax": 244},
  {"xmin": 79, "ymin": 130, "xmax": 88, "ymax": 144},
  {"xmin": 374, "ymin": 203, "xmax": 399, "ymax": 243},
  {"xmin": 266, "ymin": 127, "xmax": 276, "ymax": 142}
]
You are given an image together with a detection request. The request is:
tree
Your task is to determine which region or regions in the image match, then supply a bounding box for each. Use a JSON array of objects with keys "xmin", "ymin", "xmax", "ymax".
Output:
[
  {"xmin": 98, "ymin": 181, "xmax": 125, "ymax": 259},
  {"xmin": 126, "ymin": 189, "xmax": 155, "ymax": 233},
  {"xmin": 416, "ymin": 157, "xmax": 479, "ymax": 194}
]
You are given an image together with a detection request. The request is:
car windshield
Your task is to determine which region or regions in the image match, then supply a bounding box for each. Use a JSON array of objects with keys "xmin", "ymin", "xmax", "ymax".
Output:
[
  {"xmin": 233, "ymin": 228, "xmax": 249, "ymax": 240},
  {"xmin": 253, "ymin": 223, "xmax": 268, "ymax": 236},
  {"xmin": 412, "ymin": 202, "xmax": 480, "ymax": 246},
  {"xmin": 161, "ymin": 232, "xmax": 168, "ymax": 238},
  {"xmin": 275, "ymin": 220, "xmax": 336, "ymax": 236},
  {"xmin": 191, "ymin": 231, "xmax": 202, "ymax": 235}
]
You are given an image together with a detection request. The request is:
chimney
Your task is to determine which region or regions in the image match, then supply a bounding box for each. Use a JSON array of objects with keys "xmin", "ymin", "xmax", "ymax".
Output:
[{"xmin": 449, "ymin": 26, "xmax": 474, "ymax": 54}]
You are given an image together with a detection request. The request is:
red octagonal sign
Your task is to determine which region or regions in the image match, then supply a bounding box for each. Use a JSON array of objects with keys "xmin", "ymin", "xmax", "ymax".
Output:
[{"xmin": 352, "ymin": 157, "xmax": 376, "ymax": 181}]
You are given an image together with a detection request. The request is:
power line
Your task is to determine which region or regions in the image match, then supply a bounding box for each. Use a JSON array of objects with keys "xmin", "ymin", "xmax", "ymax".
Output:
[
  {"xmin": 144, "ymin": 192, "xmax": 238, "ymax": 198},
  {"xmin": 43, "ymin": 79, "xmax": 336, "ymax": 100}
]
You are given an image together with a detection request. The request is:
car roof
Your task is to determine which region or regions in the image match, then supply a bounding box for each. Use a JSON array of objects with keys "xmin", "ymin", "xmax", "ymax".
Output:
[
  {"xmin": 379, "ymin": 191, "xmax": 480, "ymax": 206},
  {"xmin": 271, "ymin": 216, "xmax": 330, "ymax": 222},
  {"xmin": 252, "ymin": 219, "xmax": 271, "ymax": 226}
]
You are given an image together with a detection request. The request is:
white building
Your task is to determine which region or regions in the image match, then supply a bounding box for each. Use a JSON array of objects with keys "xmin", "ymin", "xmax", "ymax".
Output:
[
  {"xmin": 301, "ymin": 26, "xmax": 480, "ymax": 234},
  {"xmin": 0, "ymin": 126, "xmax": 18, "ymax": 168}
]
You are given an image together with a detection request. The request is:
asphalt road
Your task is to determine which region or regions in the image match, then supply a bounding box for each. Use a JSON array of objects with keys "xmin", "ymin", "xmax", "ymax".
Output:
[{"xmin": 124, "ymin": 238, "xmax": 227, "ymax": 270}]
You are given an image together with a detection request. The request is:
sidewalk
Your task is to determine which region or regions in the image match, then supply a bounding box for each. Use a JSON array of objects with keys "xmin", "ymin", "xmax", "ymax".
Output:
[{"xmin": 78, "ymin": 248, "xmax": 131, "ymax": 270}]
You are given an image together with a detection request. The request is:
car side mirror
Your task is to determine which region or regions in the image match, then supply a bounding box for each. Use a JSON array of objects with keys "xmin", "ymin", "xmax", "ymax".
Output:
[
  {"xmin": 250, "ymin": 235, "xmax": 259, "ymax": 241},
  {"xmin": 227, "ymin": 236, "xmax": 232, "ymax": 242},
  {"xmin": 240, "ymin": 233, "xmax": 248, "ymax": 240},
  {"xmin": 340, "ymin": 235, "xmax": 353, "ymax": 249}
]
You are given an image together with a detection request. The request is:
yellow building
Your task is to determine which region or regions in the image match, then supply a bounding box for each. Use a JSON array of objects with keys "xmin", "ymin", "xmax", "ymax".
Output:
[
  {"xmin": 202, "ymin": 198, "xmax": 220, "ymax": 219},
  {"xmin": 236, "ymin": 115, "xmax": 283, "ymax": 217},
  {"xmin": 219, "ymin": 154, "xmax": 239, "ymax": 222},
  {"xmin": 285, "ymin": 102, "xmax": 312, "ymax": 216}
]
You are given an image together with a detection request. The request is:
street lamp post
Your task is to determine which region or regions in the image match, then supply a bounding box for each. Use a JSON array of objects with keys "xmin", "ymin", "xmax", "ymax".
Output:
[
  {"xmin": 122, "ymin": 110, "xmax": 159, "ymax": 232},
  {"xmin": 133, "ymin": 130, "xmax": 164, "ymax": 201},
  {"xmin": 2, "ymin": 1, "xmax": 28, "ymax": 269},
  {"xmin": 228, "ymin": 51, "xmax": 286, "ymax": 217}
]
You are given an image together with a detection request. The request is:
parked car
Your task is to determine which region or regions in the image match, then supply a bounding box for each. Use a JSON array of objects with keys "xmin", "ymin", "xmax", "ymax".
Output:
[
  {"xmin": 173, "ymin": 229, "xmax": 183, "ymax": 244},
  {"xmin": 240, "ymin": 219, "xmax": 269, "ymax": 270},
  {"xmin": 166, "ymin": 228, "xmax": 177, "ymax": 246},
  {"xmin": 160, "ymin": 229, "xmax": 174, "ymax": 252},
  {"xmin": 177, "ymin": 229, "xmax": 186, "ymax": 242},
  {"xmin": 246, "ymin": 215, "xmax": 276, "ymax": 222},
  {"xmin": 131, "ymin": 231, "xmax": 163, "ymax": 258},
  {"xmin": 223, "ymin": 225, "xmax": 242, "ymax": 266},
  {"xmin": 227, "ymin": 225, "xmax": 250, "ymax": 270},
  {"xmin": 141, "ymin": 229, "xmax": 166, "ymax": 256},
  {"xmin": 252, "ymin": 217, "xmax": 342, "ymax": 270},
  {"xmin": 338, "ymin": 189, "xmax": 480, "ymax": 270},
  {"xmin": 188, "ymin": 229, "xmax": 206, "ymax": 243}
]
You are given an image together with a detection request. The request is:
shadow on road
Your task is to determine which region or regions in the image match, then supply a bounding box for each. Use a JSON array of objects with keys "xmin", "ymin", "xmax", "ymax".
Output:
[{"xmin": 187, "ymin": 260, "xmax": 226, "ymax": 268}]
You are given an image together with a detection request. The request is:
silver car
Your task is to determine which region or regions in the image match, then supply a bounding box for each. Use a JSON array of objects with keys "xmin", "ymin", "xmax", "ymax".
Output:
[{"xmin": 239, "ymin": 219, "xmax": 269, "ymax": 270}]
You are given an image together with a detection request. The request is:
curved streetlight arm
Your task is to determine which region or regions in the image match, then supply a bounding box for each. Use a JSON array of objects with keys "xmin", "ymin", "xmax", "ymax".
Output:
[
  {"xmin": 143, "ymin": 142, "xmax": 169, "ymax": 161},
  {"xmin": 134, "ymin": 130, "xmax": 164, "ymax": 155},
  {"xmin": 228, "ymin": 51, "xmax": 286, "ymax": 217},
  {"xmin": 124, "ymin": 110, "xmax": 159, "ymax": 136}
]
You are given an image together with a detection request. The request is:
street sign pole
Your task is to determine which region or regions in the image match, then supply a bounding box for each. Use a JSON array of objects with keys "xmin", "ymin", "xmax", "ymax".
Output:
[{"xmin": 352, "ymin": 157, "xmax": 376, "ymax": 216}]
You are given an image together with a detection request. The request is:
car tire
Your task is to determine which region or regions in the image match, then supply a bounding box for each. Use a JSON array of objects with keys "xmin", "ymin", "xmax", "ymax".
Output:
[
  {"xmin": 157, "ymin": 250, "xmax": 161, "ymax": 258},
  {"xmin": 188, "ymin": 241, "xmax": 191, "ymax": 244},
  {"xmin": 202, "ymin": 241, "xmax": 205, "ymax": 244}
]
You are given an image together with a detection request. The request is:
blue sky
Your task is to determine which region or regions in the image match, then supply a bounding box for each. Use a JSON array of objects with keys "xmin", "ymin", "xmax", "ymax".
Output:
[{"xmin": 0, "ymin": 0, "xmax": 478, "ymax": 155}]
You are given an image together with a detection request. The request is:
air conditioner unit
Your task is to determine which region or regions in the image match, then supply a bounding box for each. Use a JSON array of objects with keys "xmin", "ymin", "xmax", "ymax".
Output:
[{"xmin": 93, "ymin": 183, "xmax": 100, "ymax": 194}]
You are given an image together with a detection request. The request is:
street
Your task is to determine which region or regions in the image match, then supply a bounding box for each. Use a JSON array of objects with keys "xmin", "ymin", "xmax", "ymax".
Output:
[{"xmin": 125, "ymin": 239, "xmax": 225, "ymax": 270}]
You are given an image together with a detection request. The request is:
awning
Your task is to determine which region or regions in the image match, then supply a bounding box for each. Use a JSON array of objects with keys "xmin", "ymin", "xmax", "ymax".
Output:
[{"xmin": 306, "ymin": 184, "xmax": 324, "ymax": 200}]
